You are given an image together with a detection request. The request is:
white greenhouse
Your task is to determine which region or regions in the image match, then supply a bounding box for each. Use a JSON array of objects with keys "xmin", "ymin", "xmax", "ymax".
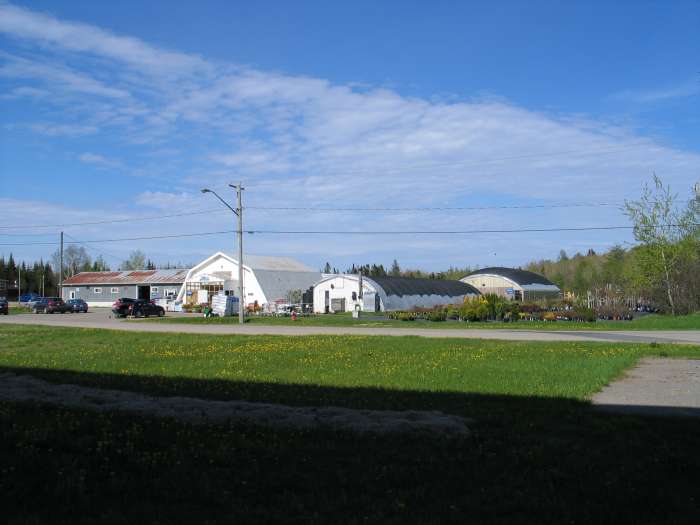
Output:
[
  {"xmin": 460, "ymin": 267, "xmax": 561, "ymax": 302},
  {"xmin": 312, "ymin": 274, "xmax": 480, "ymax": 313}
]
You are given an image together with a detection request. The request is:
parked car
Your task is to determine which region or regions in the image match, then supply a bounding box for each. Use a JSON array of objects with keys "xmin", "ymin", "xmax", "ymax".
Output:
[
  {"xmin": 19, "ymin": 292, "xmax": 41, "ymax": 304},
  {"xmin": 112, "ymin": 298, "xmax": 164, "ymax": 318},
  {"xmin": 33, "ymin": 297, "xmax": 71, "ymax": 314},
  {"xmin": 111, "ymin": 298, "xmax": 136, "ymax": 318},
  {"xmin": 0, "ymin": 297, "xmax": 8, "ymax": 315},
  {"xmin": 67, "ymin": 298, "xmax": 88, "ymax": 313}
]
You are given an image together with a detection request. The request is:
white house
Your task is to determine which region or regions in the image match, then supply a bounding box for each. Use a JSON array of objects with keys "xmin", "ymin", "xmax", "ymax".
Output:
[
  {"xmin": 313, "ymin": 274, "xmax": 480, "ymax": 313},
  {"xmin": 177, "ymin": 252, "xmax": 321, "ymax": 309}
]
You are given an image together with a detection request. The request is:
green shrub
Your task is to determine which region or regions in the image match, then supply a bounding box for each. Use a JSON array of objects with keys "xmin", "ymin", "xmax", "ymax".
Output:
[{"xmin": 427, "ymin": 312, "xmax": 447, "ymax": 322}]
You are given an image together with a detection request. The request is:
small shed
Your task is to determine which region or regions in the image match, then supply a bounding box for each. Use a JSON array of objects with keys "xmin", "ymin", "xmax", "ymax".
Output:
[
  {"xmin": 460, "ymin": 267, "xmax": 560, "ymax": 301},
  {"xmin": 312, "ymin": 274, "xmax": 480, "ymax": 313}
]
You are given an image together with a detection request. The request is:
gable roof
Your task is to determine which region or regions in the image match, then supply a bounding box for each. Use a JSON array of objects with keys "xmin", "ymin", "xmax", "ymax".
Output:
[
  {"xmin": 368, "ymin": 276, "xmax": 480, "ymax": 297},
  {"xmin": 63, "ymin": 269, "xmax": 189, "ymax": 285},
  {"xmin": 465, "ymin": 267, "xmax": 556, "ymax": 287}
]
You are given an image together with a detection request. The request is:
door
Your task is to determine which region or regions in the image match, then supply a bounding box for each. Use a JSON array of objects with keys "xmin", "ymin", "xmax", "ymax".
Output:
[
  {"xmin": 324, "ymin": 290, "xmax": 329, "ymax": 314},
  {"xmin": 69, "ymin": 290, "xmax": 76, "ymax": 300},
  {"xmin": 375, "ymin": 293, "xmax": 380, "ymax": 312},
  {"xmin": 138, "ymin": 286, "xmax": 151, "ymax": 300}
]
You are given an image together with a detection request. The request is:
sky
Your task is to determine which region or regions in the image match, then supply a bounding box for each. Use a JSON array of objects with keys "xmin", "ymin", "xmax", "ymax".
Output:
[{"xmin": 1, "ymin": 0, "xmax": 699, "ymax": 272}]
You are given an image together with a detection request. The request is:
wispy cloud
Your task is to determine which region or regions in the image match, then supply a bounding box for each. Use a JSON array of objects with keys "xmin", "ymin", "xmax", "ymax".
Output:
[
  {"xmin": 78, "ymin": 152, "xmax": 120, "ymax": 168},
  {"xmin": 1, "ymin": 2, "xmax": 699, "ymax": 268},
  {"xmin": 610, "ymin": 81, "xmax": 699, "ymax": 104},
  {"xmin": 28, "ymin": 123, "xmax": 98, "ymax": 136}
]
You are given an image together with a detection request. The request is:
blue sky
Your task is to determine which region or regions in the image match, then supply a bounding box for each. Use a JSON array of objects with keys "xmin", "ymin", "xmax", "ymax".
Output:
[{"xmin": 1, "ymin": 0, "xmax": 699, "ymax": 271}]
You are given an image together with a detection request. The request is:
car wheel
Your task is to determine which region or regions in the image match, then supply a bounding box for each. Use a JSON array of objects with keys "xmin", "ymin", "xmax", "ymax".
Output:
[{"xmin": 158, "ymin": 310, "xmax": 164, "ymax": 317}]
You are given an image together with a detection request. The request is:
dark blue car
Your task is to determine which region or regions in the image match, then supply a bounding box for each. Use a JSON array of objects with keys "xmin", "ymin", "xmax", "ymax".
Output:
[{"xmin": 67, "ymin": 298, "xmax": 89, "ymax": 313}]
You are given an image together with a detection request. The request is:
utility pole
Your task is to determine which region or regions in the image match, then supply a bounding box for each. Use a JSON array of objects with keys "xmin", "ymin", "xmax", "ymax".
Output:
[
  {"xmin": 17, "ymin": 265, "xmax": 21, "ymax": 303},
  {"xmin": 231, "ymin": 182, "xmax": 245, "ymax": 325},
  {"xmin": 201, "ymin": 184, "xmax": 245, "ymax": 324},
  {"xmin": 59, "ymin": 231, "xmax": 64, "ymax": 298}
]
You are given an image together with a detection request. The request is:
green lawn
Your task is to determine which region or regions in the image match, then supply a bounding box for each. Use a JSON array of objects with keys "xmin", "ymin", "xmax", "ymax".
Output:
[
  {"xmin": 2, "ymin": 324, "xmax": 700, "ymax": 524},
  {"xmin": 146, "ymin": 311, "xmax": 700, "ymax": 331},
  {"xmin": 8, "ymin": 305, "xmax": 31, "ymax": 315},
  {"xmin": 2, "ymin": 324, "xmax": 699, "ymax": 401}
]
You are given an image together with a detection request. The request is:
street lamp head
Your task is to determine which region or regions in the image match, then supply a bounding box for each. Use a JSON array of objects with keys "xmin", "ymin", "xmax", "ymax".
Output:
[{"xmin": 200, "ymin": 188, "xmax": 211, "ymax": 194}]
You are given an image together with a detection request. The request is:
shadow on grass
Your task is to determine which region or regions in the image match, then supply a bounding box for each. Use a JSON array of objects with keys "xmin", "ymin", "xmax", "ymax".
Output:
[{"xmin": 2, "ymin": 366, "xmax": 700, "ymax": 525}]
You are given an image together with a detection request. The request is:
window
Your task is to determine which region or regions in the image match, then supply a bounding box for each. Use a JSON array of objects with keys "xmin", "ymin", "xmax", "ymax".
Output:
[
  {"xmin": 93, "ymin": 287, "xmax": 102, "ymax": 294},
  {"xmin": 151, "ymin": 287, "xmax": 159, "ymax": 293},
  {"xmin": 111, "ymin": 287, "xmax": 119, "ymax": 294}
]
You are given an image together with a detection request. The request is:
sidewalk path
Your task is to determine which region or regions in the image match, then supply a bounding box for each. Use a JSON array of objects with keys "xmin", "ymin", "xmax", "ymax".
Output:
[{"xmin": 592, "ymin": 358, "xmax": 700, "ymax": 417}]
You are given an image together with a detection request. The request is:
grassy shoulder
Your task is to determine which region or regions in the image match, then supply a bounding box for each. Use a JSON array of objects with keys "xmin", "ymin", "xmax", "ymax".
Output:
[
  {"xmin": 2, "ymin": 324, "xmax": 700, "ymax": 524},
  {"xmin": 144, "ymin": 311, "xmax": 700, "ymax": 331}
]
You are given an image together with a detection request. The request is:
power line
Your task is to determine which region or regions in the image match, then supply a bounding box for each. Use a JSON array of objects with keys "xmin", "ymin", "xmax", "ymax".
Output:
[
  {"xmin": 246, "ymin": 202, "xmax": 623, "ymax": 212},
  {"xmin": 0, "ymin": 209, "xmax": 224, "ymax": 230},
  {"xmin": 63, "ymin": 233, "xmax": 124, "ymax": 264},
  {"xmin": 2, "ymin": 224, "xmax": 696, "ymax": 246},
  {"xmin": 0, "ymin": 201, "xmax": 625, "ymax": 231}
]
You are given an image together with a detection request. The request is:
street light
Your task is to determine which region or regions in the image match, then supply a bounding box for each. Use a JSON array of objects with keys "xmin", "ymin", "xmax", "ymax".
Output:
[{"xmin": 201, "ymin": 185, "xmax": 245, "ymax": 324}]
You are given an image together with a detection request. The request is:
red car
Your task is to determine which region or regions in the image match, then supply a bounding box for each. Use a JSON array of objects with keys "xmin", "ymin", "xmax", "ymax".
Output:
[{"xmin": 33, "ymin": 297, "xmax": 71, "ymax": 314}]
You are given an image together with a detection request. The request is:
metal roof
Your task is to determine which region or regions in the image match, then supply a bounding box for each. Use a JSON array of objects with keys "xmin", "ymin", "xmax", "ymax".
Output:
[
  {"xmin": 368, "ymin": 276, "xmax": 480, "ymax": 297},
  {"xmin": 237, "ymin": 254, "xmax": 314, "ymax": 272},
  {"xmin": 254, "ymin": 269, "xmax": 322, "ymax": 303},
  {"xmin": 465, "ymin": 267, "xmax": 556, "ymax": 287},
  {"xmin": 63, "ymin": 269, "xmax": 189, "ymax": 285}
]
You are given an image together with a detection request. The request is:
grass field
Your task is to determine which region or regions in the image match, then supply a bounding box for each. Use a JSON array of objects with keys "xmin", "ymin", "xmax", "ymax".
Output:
[
  {"xmin": 2, "ymin": 324, "xmax": 700, "ymax": 524},
  {"xmin": 148, "ymin": 311, "xmax": 700, "ymax": 330}
]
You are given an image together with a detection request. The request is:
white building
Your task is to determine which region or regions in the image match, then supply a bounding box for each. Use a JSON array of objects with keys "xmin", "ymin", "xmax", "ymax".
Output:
[
  {"xmin": 313, "ymin": 274, "xmax": 480, "ymax": 313},
  {"xmin": 177, "ymin": 252, "xmax": 321, "ymax": 309},
  {"xmin": 460, "ymin": 267, "xmax": 561, "ymax": 302}
]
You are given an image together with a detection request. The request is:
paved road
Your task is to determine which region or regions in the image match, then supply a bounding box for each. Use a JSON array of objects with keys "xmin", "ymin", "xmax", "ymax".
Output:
[
  {"xmin": 592, "ymin": 358, "xmax": 700, "ymax": 417},
  {"xmin": 2, "ymin": 309, "xmax": 699, "ymax": 344}
]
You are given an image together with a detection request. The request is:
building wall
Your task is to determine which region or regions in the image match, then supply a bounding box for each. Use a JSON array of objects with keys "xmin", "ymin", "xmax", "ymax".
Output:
[
  {"xmin": 61, "ymin": 283, "xmax": 182, "ymax": 307},
  {"xmin": 312, "ymin": 275, "xmax": 377, "ymax": 313},
  {"xmin": 62, "ymin": 284, "xmax": 137, "ymax": 307},
  {"xmin": 178, "ymin": 254, "xmax": 267, "ymax": 306},
  {"xmin": 382, "ymin": 293, "xmax": 473, "ymax": 311}
]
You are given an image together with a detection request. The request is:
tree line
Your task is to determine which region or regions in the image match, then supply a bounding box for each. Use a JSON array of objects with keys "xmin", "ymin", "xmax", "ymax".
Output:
[{"xmin": 321, "ymin": 259, "xmax": 474, "ymax": 281}]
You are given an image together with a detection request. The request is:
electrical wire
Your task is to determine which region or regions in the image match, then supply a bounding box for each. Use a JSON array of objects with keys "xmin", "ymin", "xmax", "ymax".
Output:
[
  {"xmin": 0, "ymin": 209, "xmax": 225, "ymax": 230},
  {"xmin": 1, "ymin": 224, "xmax": 696, "ymax": 246},
  {"xmin": 0, "ymin": 201, "xmax": 625, "ymax": 231},
  {"xmin": 63, "ymin": 233, "xmax": 124, "ymax": 264}
]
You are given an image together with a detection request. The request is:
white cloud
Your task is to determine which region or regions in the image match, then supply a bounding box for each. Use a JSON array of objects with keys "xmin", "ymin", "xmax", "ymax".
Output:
[
  {"xmin": 1, "ymin": 2, "xmax": 699, "ymax": 268},
  {"xmin": 78, "ymin": 152, "xmax": 120, "ymax": 168},
  {"xmin": 0, "ymin": 3, "xmax": 208, "ymax": 76}
]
